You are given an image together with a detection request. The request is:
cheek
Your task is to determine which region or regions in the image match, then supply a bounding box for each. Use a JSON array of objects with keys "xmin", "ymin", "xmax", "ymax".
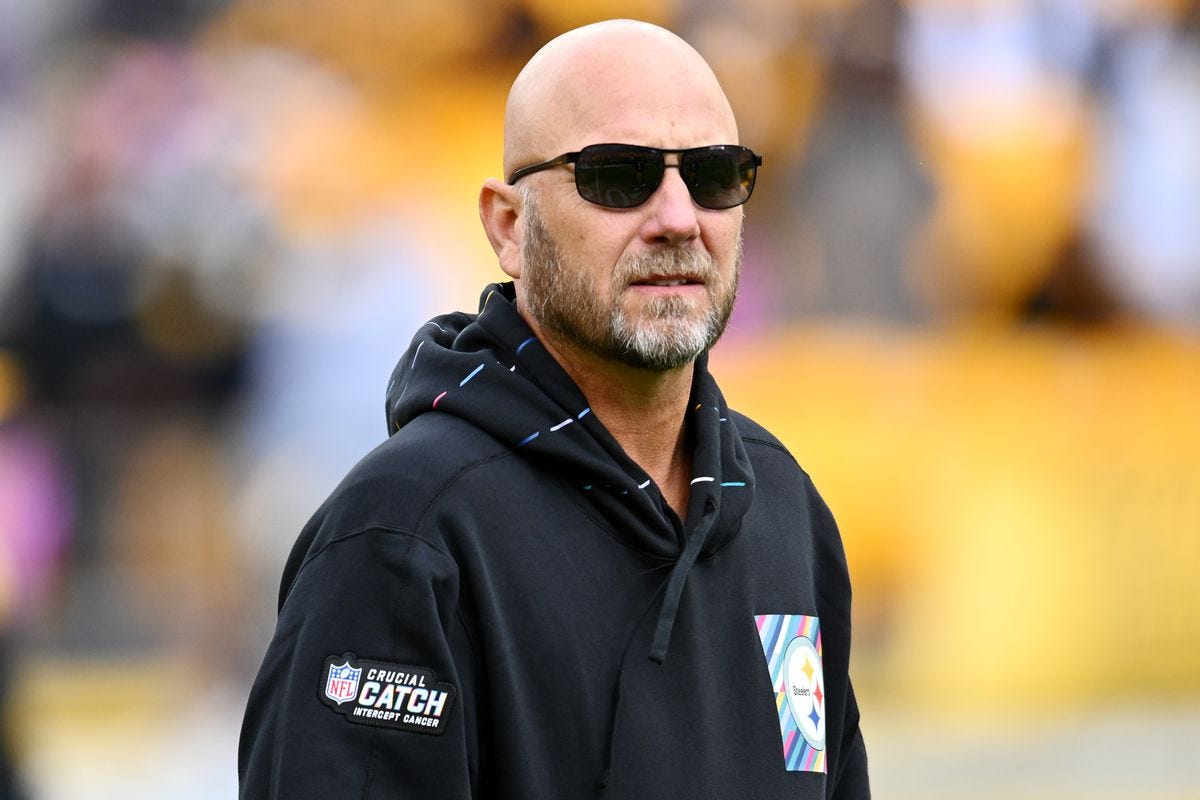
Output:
[
  {"xmin": 565, "ymin": 223, "xmax": 633, "ymax": 285},
  {"xmin": 704, "ymin": 216, "xmax": 743, "ymax": 269}
]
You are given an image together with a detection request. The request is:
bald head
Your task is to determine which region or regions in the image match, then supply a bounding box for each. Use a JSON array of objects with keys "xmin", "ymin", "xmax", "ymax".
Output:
[{"xmin": 503, "ymin": 20, "xmax": 738, "ymax": 177}]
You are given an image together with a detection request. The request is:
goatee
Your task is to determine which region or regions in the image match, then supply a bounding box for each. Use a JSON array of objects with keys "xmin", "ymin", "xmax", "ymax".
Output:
[{"xmin": 520, "ymin": 198, "xmax": 740, "ymax": 372}]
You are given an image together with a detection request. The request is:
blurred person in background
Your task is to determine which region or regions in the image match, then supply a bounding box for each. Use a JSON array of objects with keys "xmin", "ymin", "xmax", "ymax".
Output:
[
  {"xmin": 239, "ymin": 18, "xmax": 868, "ymax": 799},
  {"xmin": 0, "ymin": 417, "xmax": 65, "ymax": 800}
]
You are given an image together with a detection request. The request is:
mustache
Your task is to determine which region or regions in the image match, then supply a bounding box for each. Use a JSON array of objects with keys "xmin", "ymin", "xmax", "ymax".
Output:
[{"xmin": 615, "ymin": 248, "xmax": 720, "ymax": 285}]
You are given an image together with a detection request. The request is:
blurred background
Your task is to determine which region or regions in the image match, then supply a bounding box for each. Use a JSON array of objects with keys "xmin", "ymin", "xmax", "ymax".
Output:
[{"xmin": 0, "ymin": 0, "xmax": 1198, "ymax": 797}]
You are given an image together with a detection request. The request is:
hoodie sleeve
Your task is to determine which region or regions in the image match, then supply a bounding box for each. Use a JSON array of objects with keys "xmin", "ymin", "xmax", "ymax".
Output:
[
  {"xmin": 830, "ymin": 680, "xmax": 870, "ymax": 799},
  {"xmin": 238, "ymin": 526, "xmax": 478, "ymax": 799},
  {"xmin": 796, "ymin": 469, "xmax": 871, "ymax": 800}
]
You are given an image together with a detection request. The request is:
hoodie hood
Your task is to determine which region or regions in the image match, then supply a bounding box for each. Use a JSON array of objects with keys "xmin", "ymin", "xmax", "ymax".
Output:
[
  {"xmin": 387, "ymin": 283, "xmax": 758, "ymax": 787},
  {"xmin": 386, "ymin": 283, "xmax": 755, "ymax": 641}
]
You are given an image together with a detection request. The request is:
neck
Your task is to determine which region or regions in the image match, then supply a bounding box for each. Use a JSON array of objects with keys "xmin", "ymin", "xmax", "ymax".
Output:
[{"xmin": 536, "ymin": 333, "xmax": 696, "ymax": 519}]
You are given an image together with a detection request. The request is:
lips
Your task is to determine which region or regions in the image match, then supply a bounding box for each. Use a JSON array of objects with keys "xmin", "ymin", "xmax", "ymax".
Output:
[
  {"xmin": 617, "ymin": 247, "xmax": 718, "ymax": 290},
  {"xmin": 629, "ymin": 275, "xmax": 703, "ymax": 287}
]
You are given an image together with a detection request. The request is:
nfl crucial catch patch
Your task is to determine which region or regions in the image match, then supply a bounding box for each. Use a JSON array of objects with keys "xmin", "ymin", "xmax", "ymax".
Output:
[
  {"xmin": 755, "ymin": 614, "xmax": 826, "ymax": 773},
  {"xmin": 319, "ymin": 653, "xmax": 456, "ymax": 735}
]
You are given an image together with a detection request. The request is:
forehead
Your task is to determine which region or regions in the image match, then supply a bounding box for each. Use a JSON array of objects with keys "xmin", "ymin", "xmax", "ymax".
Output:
[
  {"xmin": 517, "ymin": 29, "xmax": 739, "ymax": 158},
  {"xmin": 560, "ymin": 84, "xmax": 735, "ymax": 151}
]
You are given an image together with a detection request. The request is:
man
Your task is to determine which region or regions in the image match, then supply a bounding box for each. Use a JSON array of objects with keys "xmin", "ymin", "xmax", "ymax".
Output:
[{"xmin": 239, "ymin": 19, "xmax": 869, "ymax": 799}]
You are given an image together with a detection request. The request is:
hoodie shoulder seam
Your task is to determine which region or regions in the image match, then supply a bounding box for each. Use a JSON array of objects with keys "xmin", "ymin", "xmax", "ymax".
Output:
[
  {"xmin": 411, "ymin": 448, "xmax": 521, "ymax": 531},
  {"xmin": 409, "ymin": 442, "xmax": 679, "ymax": 565},
  {"xmin": 740, "ymin": 434, "xmax": 797, "ymax": 462},
  {"xmin": 288, "ymin": 524, "xmax": 457, "ymax": 601}
]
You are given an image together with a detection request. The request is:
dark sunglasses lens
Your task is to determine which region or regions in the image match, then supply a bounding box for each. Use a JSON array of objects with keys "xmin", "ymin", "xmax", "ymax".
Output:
[
  {"xmin": 682, "ymin": 147, "xmax": 758, "ymax": 209},
  {"xmin": 574, "ymin": 147, "xmax": 664, "ymax": 208}
]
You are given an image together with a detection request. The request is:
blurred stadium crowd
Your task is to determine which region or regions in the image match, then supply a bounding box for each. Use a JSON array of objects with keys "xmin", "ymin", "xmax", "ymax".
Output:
[{"xmin": 0, "ymin": 0, "xmax": 1198, "ymax": 797}]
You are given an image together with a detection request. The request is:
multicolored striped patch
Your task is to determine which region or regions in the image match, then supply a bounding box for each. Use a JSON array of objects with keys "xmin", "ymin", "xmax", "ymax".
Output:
[{"xmin": 754, "ymin": 614, "xmax": 826, "ymax": 773}]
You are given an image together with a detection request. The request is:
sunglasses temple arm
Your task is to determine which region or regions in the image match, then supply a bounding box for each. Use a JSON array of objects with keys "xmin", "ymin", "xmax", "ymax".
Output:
[{"xmin": 506, "ymin": 153, "xmax": 579, "ymax": 185}]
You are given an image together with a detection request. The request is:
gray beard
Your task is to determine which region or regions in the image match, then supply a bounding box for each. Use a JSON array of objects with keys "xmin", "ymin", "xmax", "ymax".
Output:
[{"xmin": 520, "ymin": 199, "xmax": 740, "ymax": 372}]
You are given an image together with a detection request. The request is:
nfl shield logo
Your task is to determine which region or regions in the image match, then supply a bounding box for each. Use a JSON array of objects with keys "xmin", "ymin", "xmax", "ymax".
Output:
[{"xmin": 325, "ymin": 660, "xmax": 362, "ymax": 705}]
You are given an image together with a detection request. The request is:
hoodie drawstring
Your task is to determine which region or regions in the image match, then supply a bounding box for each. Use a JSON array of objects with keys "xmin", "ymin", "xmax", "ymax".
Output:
[
  {"xmin": 599, "ymin": 497, "xmax": 717, "ymax": 789},
  {"xmin": 598, "ymin": 580, "xmax": 668, "ymax": 788},
  {"xmin": 649, "ymin": 497, "xmax": 716, "ymax": 665}
]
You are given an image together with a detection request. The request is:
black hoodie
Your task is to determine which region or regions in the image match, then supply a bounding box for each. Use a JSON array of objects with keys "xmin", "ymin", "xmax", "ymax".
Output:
[{"xmin": 239, "ymin": 283, "xmax": 869, "ymax": 799}]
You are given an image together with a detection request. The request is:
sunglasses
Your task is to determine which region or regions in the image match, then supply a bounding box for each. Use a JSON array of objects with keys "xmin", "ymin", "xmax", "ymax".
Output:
[{"xmin": 506, "ymin": 143, "xmax": 763, "ymax": 210}]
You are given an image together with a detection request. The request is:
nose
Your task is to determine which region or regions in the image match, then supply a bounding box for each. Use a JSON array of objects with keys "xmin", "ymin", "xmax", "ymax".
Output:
[{"xmin": 639, "ymin": 165, "xmax": 701, "ymax": 246}]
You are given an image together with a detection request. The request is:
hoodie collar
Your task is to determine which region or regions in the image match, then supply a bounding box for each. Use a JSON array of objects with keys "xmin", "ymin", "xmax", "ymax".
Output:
[{"xmin": 386, "ymin": 282, "xmax": 754, "ymax": 565}]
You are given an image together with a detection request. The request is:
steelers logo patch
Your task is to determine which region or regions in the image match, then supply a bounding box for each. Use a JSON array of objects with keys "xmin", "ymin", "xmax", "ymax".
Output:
[
  {"xmin": 754, "ymin": 614, "xmax": 827, "ymax": 773},
  {"xmin": 783, "ymin": 635, "xmax": 826, "ymax": 751}
]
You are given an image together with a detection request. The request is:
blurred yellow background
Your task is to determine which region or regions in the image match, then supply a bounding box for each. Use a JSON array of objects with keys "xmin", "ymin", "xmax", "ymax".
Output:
[{"xmin": 0, "ymin": 0, "xmax": 1198, "ymax": 797}]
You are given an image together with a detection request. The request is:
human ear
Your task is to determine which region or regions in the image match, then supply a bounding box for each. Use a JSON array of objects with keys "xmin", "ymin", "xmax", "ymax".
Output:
[{"xmin": 479, "ymin": 178, "xmax": 523, "ymax": 280}]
